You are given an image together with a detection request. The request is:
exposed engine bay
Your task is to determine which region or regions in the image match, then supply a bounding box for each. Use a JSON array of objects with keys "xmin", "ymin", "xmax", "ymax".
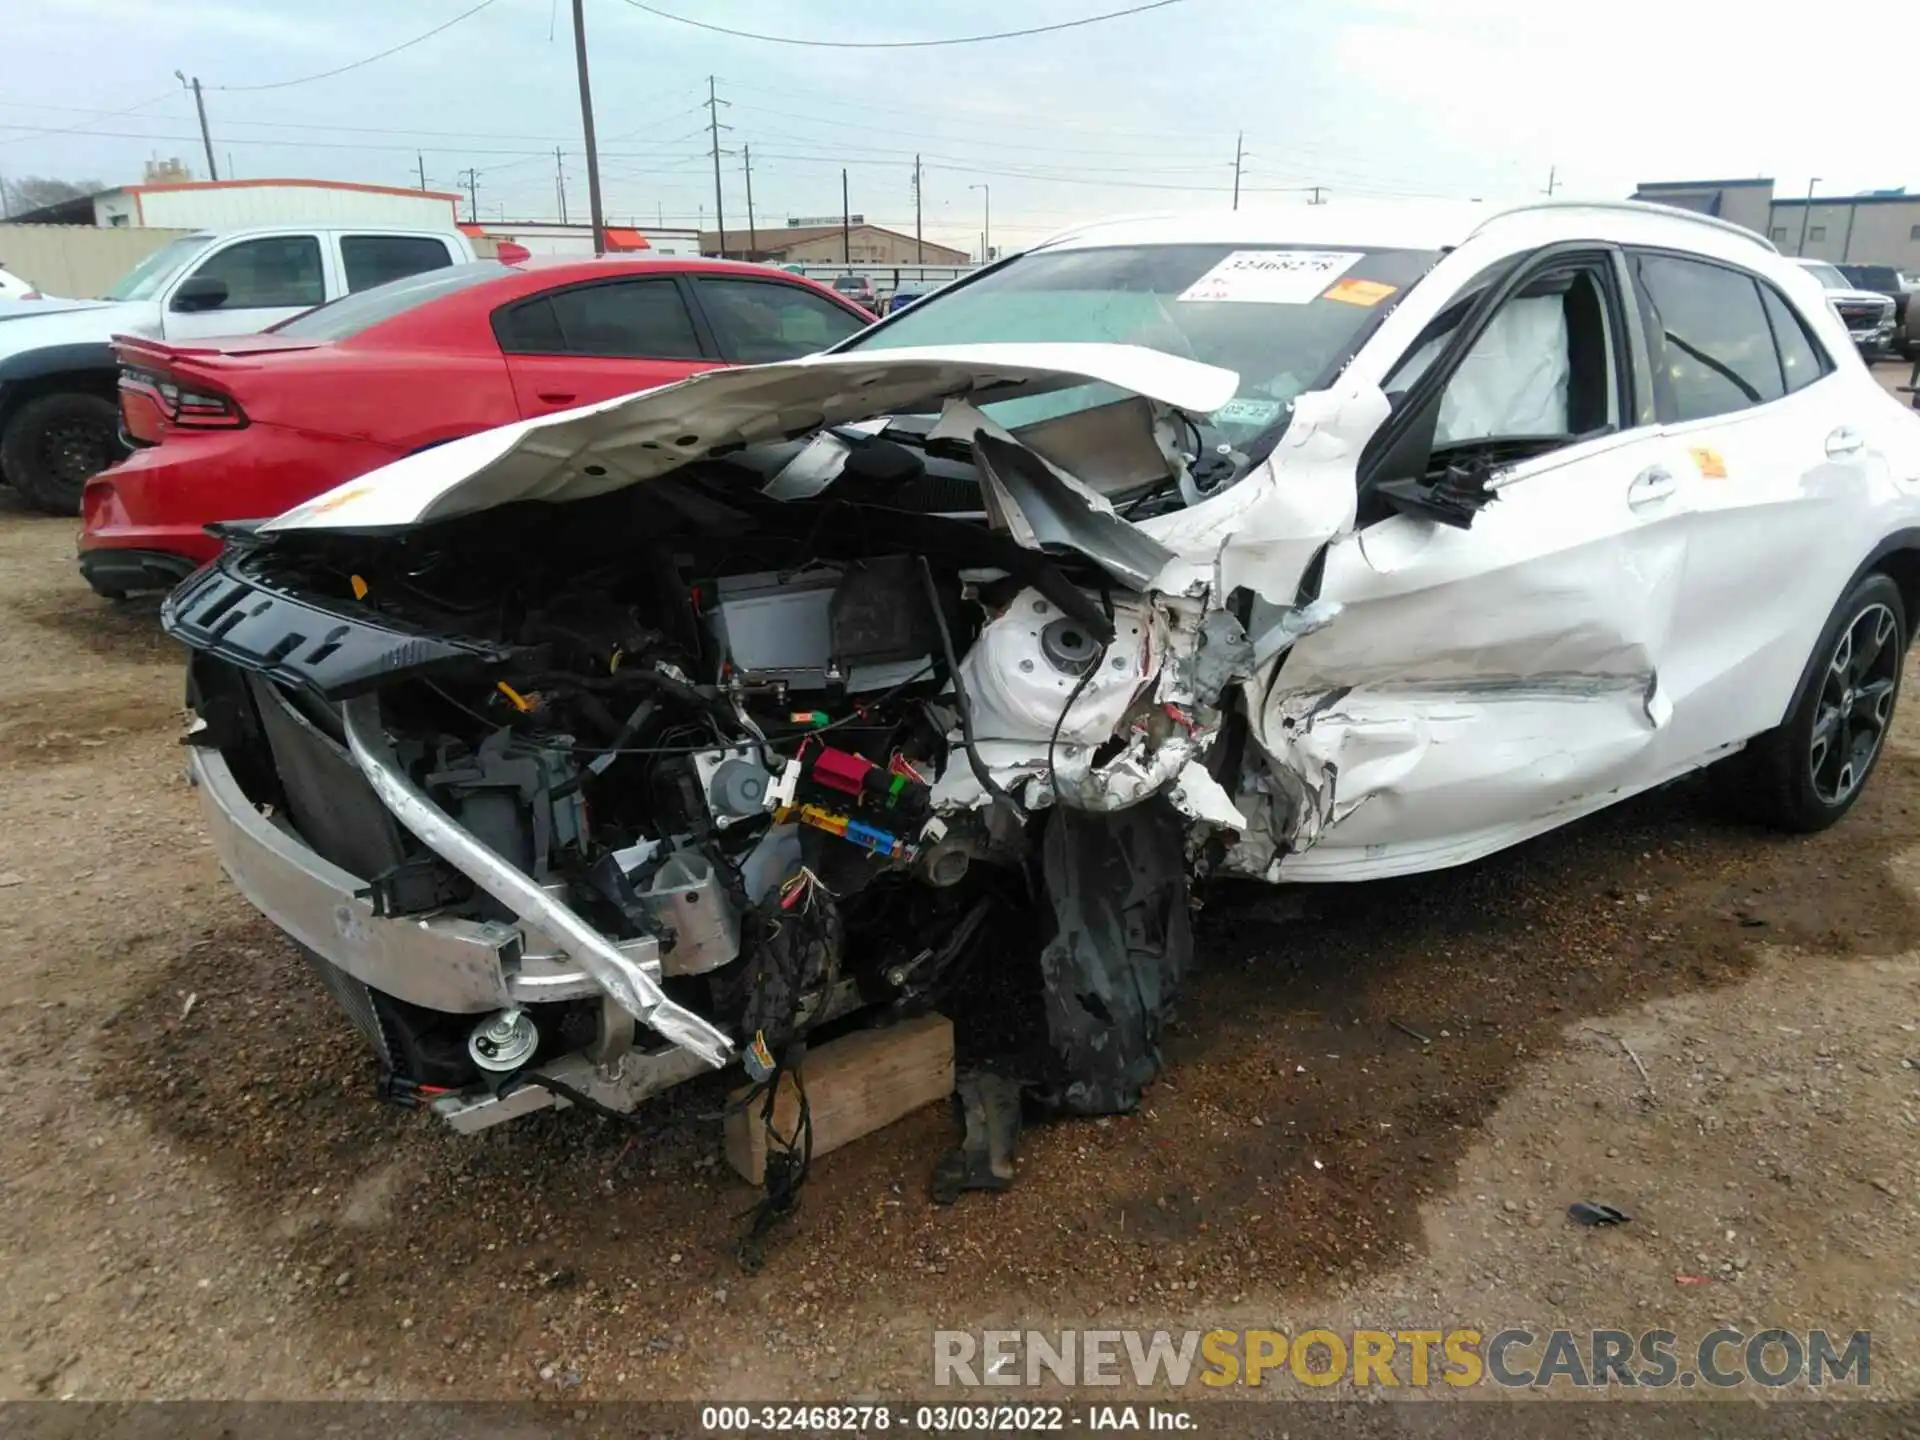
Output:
[{"xmin": 171, "ymin": 392, "xmax": 1242, "ymax": 1151}]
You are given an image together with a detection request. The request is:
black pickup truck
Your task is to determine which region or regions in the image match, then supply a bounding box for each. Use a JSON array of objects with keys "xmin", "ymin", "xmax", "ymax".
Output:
[{"xmin": 1838, "ymin": 264, "xmax": 1920, "ymax": 358}]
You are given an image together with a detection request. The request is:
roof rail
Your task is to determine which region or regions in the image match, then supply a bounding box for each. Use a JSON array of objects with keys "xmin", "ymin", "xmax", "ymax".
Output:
[{"xmin": 1476, "ymin": 199, "xmax": 1780, "ymax": 253}]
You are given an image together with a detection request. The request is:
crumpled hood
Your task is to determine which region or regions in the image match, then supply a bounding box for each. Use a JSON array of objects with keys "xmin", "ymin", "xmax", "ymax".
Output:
[{"xmin": 264, "ymin": 342, "xmax": 1240, "ymax": 533}]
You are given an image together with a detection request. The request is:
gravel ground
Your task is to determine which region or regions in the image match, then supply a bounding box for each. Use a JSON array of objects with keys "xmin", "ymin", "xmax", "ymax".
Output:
[{"xmin": 3, "ymin": 368, "xmax": 1919, "ymax": 1408}]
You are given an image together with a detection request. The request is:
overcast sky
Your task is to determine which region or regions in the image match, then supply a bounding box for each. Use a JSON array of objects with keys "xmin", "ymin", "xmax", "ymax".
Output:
[{"xmin": 2, "ymin": 0, "xmax": 1910, "ymax": 256}]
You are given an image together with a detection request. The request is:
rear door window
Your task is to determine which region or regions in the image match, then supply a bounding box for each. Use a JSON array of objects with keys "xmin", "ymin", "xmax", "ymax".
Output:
[
  {"xmin": 692, "ymin": 278, "xmax": 867, "ymax": 362},
  {"xmin": 340, "ymin": 234, "xmax": 456, "ymax": 292},
  {"xmin": 1757, "ymin": 284, "xmax": 1832, "ymax": 395},
  {"xmin": 1631, "ymin": 252, "xmax": 1785, "ymax": 423},
  {"xmin": 494, "ymin": 278, "xmax": 704, "ymax": 358}
]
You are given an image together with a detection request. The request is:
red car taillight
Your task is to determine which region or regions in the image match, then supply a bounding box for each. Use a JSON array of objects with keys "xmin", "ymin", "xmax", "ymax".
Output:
[
  {"xmin": 118, "ymin": 365, "xmax": 247, "ymax": 440},
  {"xmin": 173, "ymin": 387, "xmax": 246, "ymax": 427}
]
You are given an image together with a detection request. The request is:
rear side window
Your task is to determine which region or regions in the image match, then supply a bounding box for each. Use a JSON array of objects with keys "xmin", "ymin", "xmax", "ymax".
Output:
[
  {"xmin": 1757, "ymin": 285, "xmax": 1831, "ymax": 395},
  {"xmin": 341, "ymin": 234, "xmax": 454, "ymax": 292},
  {"xmin": 694, "ymin": 278, "xmax": 866, "ymax": 362},
  {"xmin": 273, "ymin": 261, "xmax": 505, "ymax": 341},
  {"xmin": 1632, "ymin": 253, "xmax": 1785, "ymax": 423},
  {"xmin": 189, "ymin": 235, "xmax": 324, "ymax": 309},
  {"xmin": 495, "ymin": 278, "xmax": 703, "ymax": 359}
]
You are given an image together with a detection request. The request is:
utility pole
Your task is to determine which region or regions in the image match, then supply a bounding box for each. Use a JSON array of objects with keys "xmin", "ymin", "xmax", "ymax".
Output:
[
  {"xmin": 417, "ymin": 152, "xmax": 428, "ymax": 191},
  {"xmin": 1308, "ymin": 185, "xmax": 1326, "ymax": 205},
  {"xmin": 1796, "ymin": 176, "xmax": 1820, "ymax": 256},
  {"xmin": 913, "ymin": 153, "xmax": 923, "ymax": 262},
  {"xmin": 1232, "ymin": 131, "xmax": 1243, "ymax": 211},
  {"xmin": 970, "ymin": 183, "xmax": 990, "ymax": 262},
  {"xmin": 1543, "ymin": 164, "xmax": 1559, "ymax": 196},
  {"xmin": 459, "ymin": 168, "xmax": 479, "ymax": 224},
  {"xmin": 555, "ymin": 147, "xmax": 568, "ymax": 225},
  {"xmin": 176, "ymin": 72, "xmax": 217, "ymax": 181},
  {"xmin": 842, "ymin": 168, "xmax": 851, "ymax": 263},
  {"xmin": 570, "ymin": 0, "xmax": 606, "ymax": 255},
  {"xmin": 705, "ymin": 75, "xmax": 730, "ymax": 255},
  {"xmin": 742, "ymin": 143, "xmax": 757, "ymax": 256}
]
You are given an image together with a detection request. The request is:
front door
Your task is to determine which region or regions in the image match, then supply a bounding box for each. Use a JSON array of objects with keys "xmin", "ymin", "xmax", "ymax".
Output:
[{"xmin": 1253, "ymin": 248, "xmax": 1699, "ymax": 881}]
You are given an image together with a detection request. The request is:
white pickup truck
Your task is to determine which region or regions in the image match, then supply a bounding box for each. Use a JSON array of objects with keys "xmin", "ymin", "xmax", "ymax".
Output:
[{"xmin": 0, "ymin": 223, "xmax": 475, "ymax": 513}]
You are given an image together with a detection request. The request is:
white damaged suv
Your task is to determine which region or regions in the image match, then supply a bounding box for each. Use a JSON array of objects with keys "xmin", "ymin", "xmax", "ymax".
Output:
[{"xmin": 162, "ymin": 199, "xmax": 1920, "ymax": 1137}]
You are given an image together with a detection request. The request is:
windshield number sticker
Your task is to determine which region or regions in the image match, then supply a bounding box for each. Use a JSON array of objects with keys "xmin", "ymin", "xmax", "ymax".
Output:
[
  {"xmin": 1213, "ymin": 396, "xmax": 1285, "ymax": 427},
  {"xmin": 1179, "ymin": 250, "xmax": 1362, "ymax": 305},
  {"xmin": 1323, "ymin": 276, "xmax": 1398, "ymax": 307}
]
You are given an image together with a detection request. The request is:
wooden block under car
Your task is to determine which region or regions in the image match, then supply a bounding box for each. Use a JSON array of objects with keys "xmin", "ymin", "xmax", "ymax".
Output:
[{"xmin": 724, "ymin": 1014, "xmax": 954, "ymax": 1185}]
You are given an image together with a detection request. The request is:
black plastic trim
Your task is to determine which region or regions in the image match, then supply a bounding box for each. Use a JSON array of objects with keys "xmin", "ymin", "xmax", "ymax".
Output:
[
  {"xmin": 160, "ymin": 548, "xmax": 516, "ymax": 701},
  {"xmin": 78, "ymin": 547, "xmax": 198, "ymax": 597}
]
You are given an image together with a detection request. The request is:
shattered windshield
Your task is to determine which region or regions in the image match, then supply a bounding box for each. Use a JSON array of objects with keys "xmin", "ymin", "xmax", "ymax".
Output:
[{"xmin": 843, "ymin": 242, "xmax": 1438, "ymax": 445}]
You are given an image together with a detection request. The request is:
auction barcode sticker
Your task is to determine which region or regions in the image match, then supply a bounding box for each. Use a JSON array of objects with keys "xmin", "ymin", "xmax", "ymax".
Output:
[{"xmin": 1178, "ymin": 250, "xmax": 1362, "ymax": 304}]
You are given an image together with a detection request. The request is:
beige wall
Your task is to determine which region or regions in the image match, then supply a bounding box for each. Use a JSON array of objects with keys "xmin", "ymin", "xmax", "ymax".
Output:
[
  {"xmin": 0, "ymin": 224, "xmax": 196, "ymax": 299},
  {"xmin": 779, "ymin": 227, "xmax": 968, "ymax": 265},
  {"xmin": 1768, "ymin": 202, "xmax": 1920, "ymax": 268}
]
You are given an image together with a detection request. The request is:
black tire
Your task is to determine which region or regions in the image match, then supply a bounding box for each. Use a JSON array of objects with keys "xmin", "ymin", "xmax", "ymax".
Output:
[
  {"xmin": 0, "ymin": 391, "xmax": 122, "ymax": 515},
  {"xmin": 1743, "ymin": 571, "xmax": 1906, "ymax": 833}
]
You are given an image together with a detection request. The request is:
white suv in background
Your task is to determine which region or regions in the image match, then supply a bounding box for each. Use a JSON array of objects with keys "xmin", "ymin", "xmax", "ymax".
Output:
[{"xmin": 1795, "ymin": 257, "xmax": 1897, "ymax": 358}]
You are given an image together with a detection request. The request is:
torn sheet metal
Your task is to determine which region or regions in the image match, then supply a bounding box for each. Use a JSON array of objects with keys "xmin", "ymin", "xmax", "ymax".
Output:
[
  {"xmin": 1230, "ymin": 499, "xmax": 1688, "ymax": 882},
  {"xmin": 971, "ymin": 431, "xmax": 1176, "ymax": 590},
  {"xmin": 924, "ymin": 398, "xmax": 1182, "ymax": 591},
  {"xmin": 339, "ymin": 697, "xmax": 735, "ymax": 1067},
  {"xmin": 1035, "ymin": 799, "xmax": 1192, "ymax": 1115},
  {"xmin": 931, "ymin": 588, "xmax": 1253, "ymax": 828},
  {"xmin": 1139, "ymin": 381, "xmax": 1389, "ymax": 603}
]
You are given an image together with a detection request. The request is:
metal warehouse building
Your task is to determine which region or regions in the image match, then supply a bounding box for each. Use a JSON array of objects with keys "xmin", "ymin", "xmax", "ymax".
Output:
[{"xmin": 1633, "ymin": 177, "xmax": 1920, "ymax": 268}]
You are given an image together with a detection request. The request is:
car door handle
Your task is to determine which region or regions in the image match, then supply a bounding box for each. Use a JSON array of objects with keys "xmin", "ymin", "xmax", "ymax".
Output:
[
  {"xmin": 1826, "ymin": 426, "xmax": 1865, "ymax": 458},
  {"xmin": 1627, "ymin": 465, "xmax": 1676, "ymax": 508},
  {"xmin": 537, "ymin": 391, "xmax": 577, "ymax": 405}
]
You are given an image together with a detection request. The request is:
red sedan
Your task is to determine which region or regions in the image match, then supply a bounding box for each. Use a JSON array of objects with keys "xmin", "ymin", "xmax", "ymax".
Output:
[{"xmin": 79, "ymin": 256, "xmax": 874, "ymax": 597}]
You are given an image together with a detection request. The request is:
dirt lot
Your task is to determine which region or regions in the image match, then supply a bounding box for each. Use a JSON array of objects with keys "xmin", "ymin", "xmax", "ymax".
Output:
[{"xmin": 4, "ymin": 373, "xmax": 1920, "ymax": 1408}]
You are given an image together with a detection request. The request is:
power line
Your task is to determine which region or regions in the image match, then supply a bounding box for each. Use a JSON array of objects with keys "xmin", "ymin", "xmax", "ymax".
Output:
[
  {"xmin": 0, "ymin": 122, "xmax": 714, "ymax": 168},
  {"xmin": 722, "ymin": 99, "xmax": 1226, "ymax": 163},
  {"xmin": 0, "ymin": 89, "xmax": 177, "ymax": 145},
  {"xmin": 0, "ymin": 93, "xmax": 708, "ymax": 149},
  {"xmin": 212, "ymin": 0, "xmax": 500, "ymax": 92},
  {"xmin": 717, "ymin": 76, "xmax": 1239, "ymax": 143},
  {"xmin": 616, "ymin": 0, "xmax": 1185, "ymax": 49}
]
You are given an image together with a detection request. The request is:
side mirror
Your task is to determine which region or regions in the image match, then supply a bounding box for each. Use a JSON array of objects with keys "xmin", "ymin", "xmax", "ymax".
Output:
[{"xmin": 170, "ymin": 275, "xmax": 229, "ymax": 313}]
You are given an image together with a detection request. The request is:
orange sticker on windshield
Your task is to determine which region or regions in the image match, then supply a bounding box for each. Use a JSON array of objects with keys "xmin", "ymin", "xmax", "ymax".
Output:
[
  {"xmin": 1322, "ymin": 277, "xmax": 1397, "ymax": 307},
  {"xmin": 1689, "ymin": 446, "xmax": 1727, "ymax": 479}
]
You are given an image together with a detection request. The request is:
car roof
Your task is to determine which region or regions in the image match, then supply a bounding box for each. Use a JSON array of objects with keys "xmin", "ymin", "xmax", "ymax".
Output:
[
  {"xmin": 1031, "ymin": 197, "xmax": 1780, "ymax": 261},
  {"xmin": 492, "ymin": 253, "xmax": 825, "ymax": 279},
  {"xmin": 175, "ymin": 224, "xmax": 468, "ymax": 241}
]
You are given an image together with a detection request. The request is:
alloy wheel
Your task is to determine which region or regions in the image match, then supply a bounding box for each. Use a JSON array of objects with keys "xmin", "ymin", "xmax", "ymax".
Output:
[{"xmin": 1809, "ymin": 601, "xmax": 1900, "ymax": 806}]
